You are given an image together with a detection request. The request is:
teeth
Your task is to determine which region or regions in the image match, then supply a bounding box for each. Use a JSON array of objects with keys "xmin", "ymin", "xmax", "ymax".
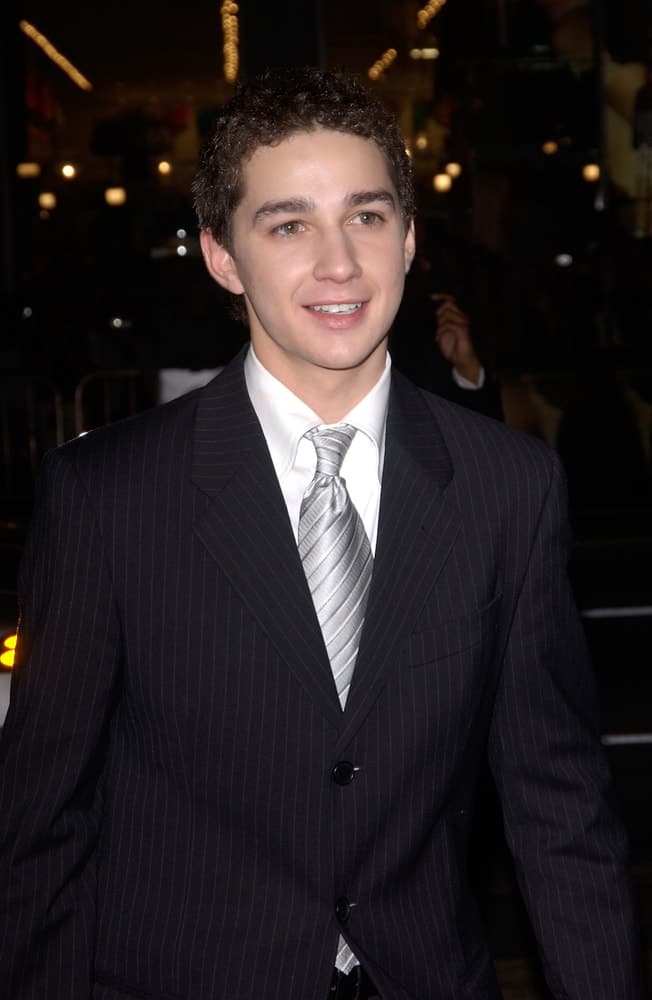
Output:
[{"xmin": 310, "ymin": 303, "xmax": 362, "ymax": 315}]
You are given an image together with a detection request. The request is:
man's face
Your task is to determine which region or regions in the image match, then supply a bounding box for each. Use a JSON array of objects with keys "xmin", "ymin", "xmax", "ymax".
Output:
[{"xmin": 201, "ymin": 128, "xmax": 415, "ymax": 398}]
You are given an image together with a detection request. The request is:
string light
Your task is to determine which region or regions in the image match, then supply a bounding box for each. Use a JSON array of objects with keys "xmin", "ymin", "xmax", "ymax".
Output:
[
  {"xmin": 368, "ymin": 48, "xmax": 397, "ymax": 81},
  {"xmin": 61, "ymin": 163, "xmax": 77, "ymax": 179},
  {"xmin": 221, "ymin": 1, "xmax": 239, "ymax": 84},
  {"xmin": 542, "ymin": 140, "xmax": 559, "ymax": 155},
  {"xmin": 417, "ymin": 0, "xmax": 447, "ymax": 31},
  {"xmin": 38, "ymin": 192, "xmax": 57, "ymax": 209},
  {"xmin": 582, "ymin": 163, "xmax": 600, "ymax": 182},
  {"xmin": 445, "ymin": 162, "xmax": 462, "ymax": 178},
  {"xmin": 19, "ymin": 20, "xmax": 92, "ymax": 92}
]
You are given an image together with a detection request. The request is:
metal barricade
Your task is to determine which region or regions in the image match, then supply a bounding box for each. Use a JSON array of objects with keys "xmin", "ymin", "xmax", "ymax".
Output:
[
  {"xmin": 73, "ymin": 369, "xmax": 158, "ymax": 436},
  {"xmin": 0, "ymin": 375, "xmax": 64, "ymax": 506}
]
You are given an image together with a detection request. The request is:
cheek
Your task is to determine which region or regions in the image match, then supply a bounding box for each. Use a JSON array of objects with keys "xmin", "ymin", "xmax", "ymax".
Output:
[
  {"xmin": 234, "ymin": 261, "xmax": 272, "ymax": 309},
  {"xmin": 385, "ymin": 253, "xmax": 409, "ymax": 297},
  {"xmin": 244, "ymin": 253, "xmax": 302, "ymax": 299}
]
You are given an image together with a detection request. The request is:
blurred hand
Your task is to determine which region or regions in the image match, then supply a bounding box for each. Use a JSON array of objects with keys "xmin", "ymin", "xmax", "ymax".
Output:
[{"xmin": 431, "ymin": 293, "xmax": 482, "ymax": 385}]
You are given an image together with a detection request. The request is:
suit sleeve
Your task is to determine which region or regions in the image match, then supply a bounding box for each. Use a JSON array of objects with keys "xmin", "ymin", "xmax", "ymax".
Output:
[
  {"xmin": 0, "ymin": 446, "xmax": 122, "ymax": 999},
  {"xmin": 487, "ymin": 454, "xmax": 648, "ymax": 999}
]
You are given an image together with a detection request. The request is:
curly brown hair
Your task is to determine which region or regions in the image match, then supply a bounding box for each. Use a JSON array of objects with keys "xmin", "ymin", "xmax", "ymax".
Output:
[{"xmin": 192, "ymin": 65, "xmax": 415, "ymax": 256}]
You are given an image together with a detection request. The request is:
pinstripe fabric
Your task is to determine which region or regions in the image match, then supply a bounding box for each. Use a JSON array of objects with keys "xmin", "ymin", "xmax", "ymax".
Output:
[{"xmin": 0, "ymin": 350, "xmax": 647, "ymax": 1000}]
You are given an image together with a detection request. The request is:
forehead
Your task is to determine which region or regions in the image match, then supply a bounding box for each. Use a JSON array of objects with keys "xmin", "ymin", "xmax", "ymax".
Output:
[{"xmin": 238, "ymin": 129, "xmax": 396, "ymax": 204}]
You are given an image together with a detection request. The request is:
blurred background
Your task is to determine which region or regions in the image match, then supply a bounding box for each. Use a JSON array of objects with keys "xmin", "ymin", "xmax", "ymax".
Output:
[{"xmin": 0, "ymin": 1, "xmax": 651, "ymax": 995}]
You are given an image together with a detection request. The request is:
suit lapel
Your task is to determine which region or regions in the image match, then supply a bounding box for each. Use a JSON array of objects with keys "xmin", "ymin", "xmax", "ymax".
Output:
[
  {"xmin": 192, "ymin": 351, "xmax": 343, "ymax": 729},
  {"xmin": 335, "ymin": 372, "xmax": 461, "ymax": 755},
  {"xmin": 191, "ymin": 355, "xmax": 461, "ymax": 740}
]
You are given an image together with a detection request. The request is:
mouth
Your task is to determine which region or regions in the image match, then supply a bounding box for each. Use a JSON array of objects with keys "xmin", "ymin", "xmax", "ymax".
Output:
[{"xmin": 307, "ymin": 303, "xmax": 363, "ymax": 315}]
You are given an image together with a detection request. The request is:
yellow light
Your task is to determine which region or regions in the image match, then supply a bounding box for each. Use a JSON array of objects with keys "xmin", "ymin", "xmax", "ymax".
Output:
[
  {"xmin": 158, "ymin": 160, "xmax": 172, "ymax": 175},
  {"xmin": 410, "ymin": 48, "xmax": 422, "ymax": 60},
  {"xmin": 368, "ymin": 48, "xmax": 397, "ymax": 80},
  {"xmin": 38, "ymin": 192, "xmax": 57, "ymax": 209},
  {"xmin": 582, "ymin": 163, "xmax": 600, "ymax": 182},
  {"xmin": 16, "ymin": 162, "xmax": 41, "ymax": 178},
  {"xmin": 19, "ymin": 20, "xmax": 92, "ymax": 91},
  {"xmin": 61, "ymin": 163, "xmax": 76, "ymax": 179},
  {"xmin": 1, "ymin": 634, "xmax": 16, "ymax": 669},
  {"xmin": 542, "ymin": 140, "xmax": 559, "ymax": 155},
  {"xmin": 105, "ymin": 186, "xmax": 127, "ymax": 206},
  {"xmin": 417, "ymin": 0, "xmax": 447, "ymax": 30},
  {"xmin": 433, "ymin": 173, "xmax": 452, "ymax": 192},
  {"xmin": 415, "ymin": 134, "xmax": 428, "ymax": 151},
  {"xmin": 445, "ymin": 162, "xmax": 462, "ymax": 178},
  {"xmin": 221, "ymin": 0, "xmax": 239, "ymax": 83}
]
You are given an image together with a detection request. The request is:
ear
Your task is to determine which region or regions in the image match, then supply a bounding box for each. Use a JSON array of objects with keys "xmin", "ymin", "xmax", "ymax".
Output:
[
  {"xmin": 403, "ymin": 219, "xmax": 416, "ymax": 274},
  {"xmin": 199, "ymin": 229, "xmax": 245, "ymax": 295}
]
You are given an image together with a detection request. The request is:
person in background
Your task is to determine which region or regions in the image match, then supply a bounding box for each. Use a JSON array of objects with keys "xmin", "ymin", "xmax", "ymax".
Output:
[{"xmin": 390, "ymin": 220, "xmax": 504, "ymax": 419}]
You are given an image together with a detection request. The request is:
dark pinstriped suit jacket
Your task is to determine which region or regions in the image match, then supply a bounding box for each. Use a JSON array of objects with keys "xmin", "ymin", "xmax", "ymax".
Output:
[{"xmin": 0, "ymin": 349, "xmax": 646, "ymax": 1000}]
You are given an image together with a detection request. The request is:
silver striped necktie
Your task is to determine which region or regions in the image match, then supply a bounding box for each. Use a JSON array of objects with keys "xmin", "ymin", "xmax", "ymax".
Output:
[
  {"xmin": 298, "ymin": 425, "xmax": 373, "ymax": 710},
  {"xmin": 298, "ymin": 425, "xmax": 372, "ymax": 976}
]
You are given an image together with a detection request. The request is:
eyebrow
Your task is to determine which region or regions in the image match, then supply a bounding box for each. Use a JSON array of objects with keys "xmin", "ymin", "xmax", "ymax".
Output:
[
  {"xmin": 251, "ymin": 188, "xmax": 397, "ymax": 226},
  {"xmin": 346, "ymin": 189, "xmax": 396, "ymax": 211},
  {"xmin": 252, "ymin": 198, "xmax": 315, "ymax": 225}
]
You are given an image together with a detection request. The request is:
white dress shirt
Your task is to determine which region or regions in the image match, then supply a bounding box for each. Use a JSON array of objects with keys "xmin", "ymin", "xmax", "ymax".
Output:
[
  {"xmin": 452, "ymin": 365, "xmax": 485, "ymax": 390},
  {"xmin": 244, "ymin": 346, "xmax": 390, "ymax": 554},
  {"xmin": 245, "ymin": 345, "xmax": 390, "ymax": 976}
]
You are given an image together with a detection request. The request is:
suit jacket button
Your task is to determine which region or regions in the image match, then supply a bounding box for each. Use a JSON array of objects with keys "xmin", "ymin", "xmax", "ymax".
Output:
[
  {"xmin": 332, "ymin": 761, "xmax": 356, "ymax": 785},
  {"xmin": 335, "ymin": 897, "xmax": 351, "ymax": 922}
]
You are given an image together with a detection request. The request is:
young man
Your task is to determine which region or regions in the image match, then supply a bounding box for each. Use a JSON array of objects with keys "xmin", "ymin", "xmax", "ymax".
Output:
[{"xmin": 0, "ymin": 68, "xmax": 647, "ymax": 1000}]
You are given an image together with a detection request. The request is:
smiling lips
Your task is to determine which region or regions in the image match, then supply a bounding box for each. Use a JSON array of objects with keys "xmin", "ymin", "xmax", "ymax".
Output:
[{"xmin": 308, "ymin": 303, "xmax": 363, "ymax": 315}]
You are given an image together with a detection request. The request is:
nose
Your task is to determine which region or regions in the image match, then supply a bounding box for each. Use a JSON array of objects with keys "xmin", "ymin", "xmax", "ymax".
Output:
[{"xmin": 312, "ymin": 228, "xmax": 362, "ymax": 283}]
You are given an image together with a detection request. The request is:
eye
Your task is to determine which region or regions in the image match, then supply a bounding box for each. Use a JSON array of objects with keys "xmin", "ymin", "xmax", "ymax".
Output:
[
  {"xmin": 351, "ymin": 210, "xmax": 383, "ymax": 226},
  {"xmin": 273, "ymin": 220, "xmax": 305, "ymax": 236}
]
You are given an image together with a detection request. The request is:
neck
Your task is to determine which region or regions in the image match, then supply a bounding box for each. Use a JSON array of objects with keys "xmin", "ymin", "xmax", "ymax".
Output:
[
  {"xmin": 250, "ymin": 345, "xmax": 387, "ymax": 423},
  {"xmin": 286, "ymin": 365, "xmax": 384, "ymax": 423}
]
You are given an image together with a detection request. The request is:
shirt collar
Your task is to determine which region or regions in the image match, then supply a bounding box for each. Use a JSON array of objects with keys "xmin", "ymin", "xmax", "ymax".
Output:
[{"xmin": 244, "ymin": 345, "xmax": 391, "ymax": 480}]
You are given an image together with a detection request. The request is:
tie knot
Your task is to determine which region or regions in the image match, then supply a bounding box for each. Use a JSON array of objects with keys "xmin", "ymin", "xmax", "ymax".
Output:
[{"xmin": 307, "ymin": 425, "xmax": 356, "ymax": 476}]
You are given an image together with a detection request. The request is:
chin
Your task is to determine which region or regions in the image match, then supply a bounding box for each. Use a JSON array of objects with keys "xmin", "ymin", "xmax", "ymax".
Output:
[
  {"xmin": 320, "ymin": 354, "xmax": 384, "ymax": 377},
  {"xmin": 315, "ymin": 337, "xmax": 386, "ymax": 368}
]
